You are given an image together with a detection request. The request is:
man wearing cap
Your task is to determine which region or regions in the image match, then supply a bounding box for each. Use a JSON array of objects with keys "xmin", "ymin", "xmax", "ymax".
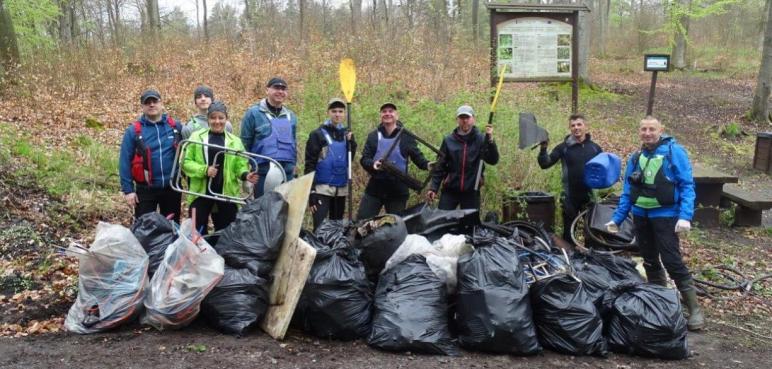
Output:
[
  {"xmin": 304, "ymin": 98, "xmax": 357, "ymax": 230},
  {"xmin": 357, "ymin": 102, "xmax": 431, "ymax": 220},
  {"xmin": 119, "ymin": 89, "xmax": 182, "ymax": 222},
  {"xmin": 241, "ymin": 77, "xmax": 298, "ymax": 197},
  {"xmin": 181, "ymin": 85, "xmax": 233, "ymax": 140},
  {"xmin": 426, "ymin": 105, "xmax": 499, "ymax": 212},
  {"xmin": 537, "ymin": 113, "xmax": 603, "ymax": 244}
]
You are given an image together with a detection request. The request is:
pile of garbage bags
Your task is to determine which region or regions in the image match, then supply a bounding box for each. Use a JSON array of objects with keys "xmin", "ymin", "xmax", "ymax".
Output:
[{"xmin": 64, "ymin": 201, "xmax": 691, "ymax": 361}]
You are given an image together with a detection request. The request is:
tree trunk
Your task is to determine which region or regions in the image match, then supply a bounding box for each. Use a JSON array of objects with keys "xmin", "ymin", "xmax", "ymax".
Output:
[
  {"xmin": 350, "ymin": 0, "xmax": 362, "ymax": 35},
  {"xmin": 196, "ymin": 0, "xmax": 201, "ymax": 39},
  {"xmin": 0, "ymin": 0, "xmax": 20, "ymax": 71},
  {"xmin": 578, "ymin": 8, "xmax": 590, "ymax": 81},
  {"xmin": 472, "ymin": 0, "xmax": 479, "ymax": 43},
  {"xmin": 672, "ymin": 0, "xmax": 691, "ymax": 70},
  {"xmin": 752, "ymin": 0, "xmax": 772, "ymax": 123},
  {"xmin": 597, "ymin": 0, "xmax": 609, "ymax": 57},
  {"xmin": 299, "ymin": 0, "xmax": 305, "ymax": 43},
  {"xmin": 203, "ymin": 0, "xmax": 209, "ymax": 42},
  {"xmin": 145, "ymin": 0, "xmax": 160, "ymax": 39}
]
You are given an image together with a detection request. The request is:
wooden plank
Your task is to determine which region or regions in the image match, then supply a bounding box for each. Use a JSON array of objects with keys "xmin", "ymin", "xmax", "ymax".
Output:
[
  {"xmin": 260, "ymin": 172, "xmax": 316, "ymax": 340},
  {"xmin": 260, "ymin": 238, "xmax": 316, "ymax": 340}
]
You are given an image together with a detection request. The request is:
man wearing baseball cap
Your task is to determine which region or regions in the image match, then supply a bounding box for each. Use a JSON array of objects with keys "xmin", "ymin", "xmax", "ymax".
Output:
[
  {"xmin": 181, "ymin": 85, "xmax": 233, "ymax": 140},
  {"xmin": 357, "ymin": 102, "xmax": 431, "ymax": 220},
  {"xmin": 427, "ymin": 105, "xmax": 499, "ymax": 213},
  {"xmin": 118, "ymin": 89, "xmax": 182, "ymax": 222},
  {"xmin": 304, "ymin": 98, "xmax": 357, "ymax": 230},
  {"xmin": 241, "ymin": 77, "xmax": 298, "ymax": 197}
]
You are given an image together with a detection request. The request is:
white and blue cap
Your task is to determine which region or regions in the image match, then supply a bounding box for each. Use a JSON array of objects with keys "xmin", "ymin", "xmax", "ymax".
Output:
[{"xmin": 456, "ymin": 105, "xmax": 475, "ymax": 117}]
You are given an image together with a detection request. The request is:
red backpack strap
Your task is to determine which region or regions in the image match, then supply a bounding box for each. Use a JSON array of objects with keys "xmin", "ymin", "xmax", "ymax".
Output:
[{"xmin": 133, "ymin": 121, "xmax": 142, "ymax": 138}]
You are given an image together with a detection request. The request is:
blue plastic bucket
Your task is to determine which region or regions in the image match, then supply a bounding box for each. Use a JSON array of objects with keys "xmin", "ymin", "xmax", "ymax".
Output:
[{"xmin": 584, "ymin": 152, "xmax": 621, "ymax": 189}]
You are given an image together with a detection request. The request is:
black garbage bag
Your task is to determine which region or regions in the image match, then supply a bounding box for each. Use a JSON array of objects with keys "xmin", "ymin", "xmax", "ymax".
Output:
[
  {"xmin": 315, "ymin": 219, "xmax": 352, "ymax": 249},
  {"xmin": 200, "ymin": 266, "xmax": 269, "ymax": 336},
  {"xmin": 368, "ymin": 254, "xmax": 459, "ymax": 355},
  {"xmin": 530, "ymin": 274, "xmax": 608, "ymax": 356},
  {"xmin": 602, "ymin": 282, "xmax": 688, "ymax": 360},
  {"xmin": 456, "ymin": 237, "xmax": 541, "ymax": 354},
  {"xmin": 353, "ymin": 214, "xmax": 407, "ymax": 282},
  {"xmin": 571, "ymin": 251, "xmax": 644, "ymax": 302},
  {"xmin": 214, "ymin": 192, "xmax": 288, "ymax": 277},
  {"xmin": 401, "ymin": 203, "xmax": 478, "ymax": 240},
  {"xmin": 131, "ymin": 212, "xmax": 177, "ymax": 277},
  {"xmin": 294, "ymin": 232, "xmax": 373, "ymax": 340}
]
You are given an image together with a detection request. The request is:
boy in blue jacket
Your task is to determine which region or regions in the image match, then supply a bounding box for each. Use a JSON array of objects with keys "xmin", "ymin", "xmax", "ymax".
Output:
[
  {"xmin": 606, "ymin": 116, "xmax": 704, "ymax": 331},
  {"xmin": 118, "ymin": 89, "xmax": 182, "ymax": 223}
]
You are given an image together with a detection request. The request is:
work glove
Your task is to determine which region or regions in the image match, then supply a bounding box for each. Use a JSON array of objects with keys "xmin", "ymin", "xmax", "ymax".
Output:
[
  {"xmin": 604, "ymin": 221, "xmax": 619, "ymax": 233},
  {"xmin": 675, "ymin": 219, "xmax": 691, "ymax": 233}
]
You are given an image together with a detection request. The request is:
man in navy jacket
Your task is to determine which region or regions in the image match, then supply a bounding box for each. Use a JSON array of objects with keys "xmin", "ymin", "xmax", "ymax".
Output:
[{"xmin": 118, "ymin": 89, "xmax": 181, "ymax": 223}]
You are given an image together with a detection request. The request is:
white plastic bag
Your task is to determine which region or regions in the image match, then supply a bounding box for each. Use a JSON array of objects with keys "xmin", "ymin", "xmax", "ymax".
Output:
[
  {"xmin": 141, "ymin": 219, "xmax": 224, "ymax": 330},
  {"xmin": 383, "ymin": 234, "xmax": 473, "ymax": 293},
  {"xmin": 64, "ymin": 222, "xmax": 149, "ymax": 334}
]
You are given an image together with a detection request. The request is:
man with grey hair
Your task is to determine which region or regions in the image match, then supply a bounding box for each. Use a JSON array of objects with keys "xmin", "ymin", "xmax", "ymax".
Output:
[{"xmin": 427, "ymin": 105, "xmax": 499, "ymax": 212}]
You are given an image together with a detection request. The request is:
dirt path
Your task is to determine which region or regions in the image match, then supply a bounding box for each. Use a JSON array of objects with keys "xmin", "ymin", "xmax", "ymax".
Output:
[{"xmin": 0, "ymin": 320, "xmax": 769, "ymax": 369}]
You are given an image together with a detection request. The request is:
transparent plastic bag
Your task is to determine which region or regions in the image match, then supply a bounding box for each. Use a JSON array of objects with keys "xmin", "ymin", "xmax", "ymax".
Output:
[
  {"xmin": 142, "ymin": 219, "xmax": 224, "ymax": 330},
  {"xmin": 64, "ymin": 222, "xmax": 149, "ymax": 334}
]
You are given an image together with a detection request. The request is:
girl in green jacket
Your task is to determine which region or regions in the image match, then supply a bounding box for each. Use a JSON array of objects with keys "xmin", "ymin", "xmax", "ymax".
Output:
[{"xmin": 182, "ymin": 101, "xmax": 258, "ymax": 234}]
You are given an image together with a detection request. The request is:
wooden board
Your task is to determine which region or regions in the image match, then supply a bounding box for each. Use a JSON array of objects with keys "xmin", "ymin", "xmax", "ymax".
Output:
[{"xmin": 260, "ymin": 172, "xmax": 316, "ymax": 340}]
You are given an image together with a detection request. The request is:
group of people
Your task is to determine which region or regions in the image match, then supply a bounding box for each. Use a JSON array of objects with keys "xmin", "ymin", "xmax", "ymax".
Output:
[{"xmin": 118, "ymin": 78, "xmax": 703, "ymax": 332}]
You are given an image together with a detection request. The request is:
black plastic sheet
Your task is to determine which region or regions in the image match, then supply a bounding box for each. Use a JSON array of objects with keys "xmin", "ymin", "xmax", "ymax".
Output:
[
  {"xmin": 200, "ymin": 266, "xmax": 269, "ymax": 336},
  {"xmin": 530, "ymin": 274, "xmax": 608, "ymax": 356},
  {"xmin": 602, "ymin": 282, "xmax": 688, "ymax": 360},
  {"xmin": 368, "ymin": 254, "xmax": 459, "ymax": 355},
  {"xmin": 294, "ymin": 231, "xmax": 373, "ymax": 340},
  {"xmin": 589, "ymin": 202, "xmax": 635, "ymax": 243},
  {"xmin": 214, "ymin": 192, "xmax": 288, "ymax": 277},
  {"xmin": 315, "ymin": 219, "xmax": 352, "ymax": 250},
  {"xmin": 131, "ymin": 212, "xmax": 177, "ymax": 277},
  {"xmin": 456, "ymin": 237, "xmax": 541, "ymax": 354},
  {"xmin": 401, "ymin": 203, "xmax": 478, "ymax": 240}
]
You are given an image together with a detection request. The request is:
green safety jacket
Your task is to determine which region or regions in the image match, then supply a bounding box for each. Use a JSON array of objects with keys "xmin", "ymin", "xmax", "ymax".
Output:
[{"xmin": 182, "ymin": 129, "xmax": 249, "ymax": 205}]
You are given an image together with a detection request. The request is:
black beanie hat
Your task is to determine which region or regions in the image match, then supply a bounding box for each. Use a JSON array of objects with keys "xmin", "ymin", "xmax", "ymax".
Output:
[
  {"xmin": 207, "ymin": 100, "xmax": 228, "ymax": 117},
  {"xmin": 193, "ymin": 85, "xmax": 214, "ymax": 100}
]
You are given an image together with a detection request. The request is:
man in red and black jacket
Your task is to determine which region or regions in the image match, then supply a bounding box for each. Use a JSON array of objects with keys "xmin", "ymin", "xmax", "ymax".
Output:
[
  {"xmin": 426, "ymin": 105, "xmax": 499, "ymax": 212},
  {"xmin": 118, "ymin": 89, "xmax": 182, "ymax": 223}
]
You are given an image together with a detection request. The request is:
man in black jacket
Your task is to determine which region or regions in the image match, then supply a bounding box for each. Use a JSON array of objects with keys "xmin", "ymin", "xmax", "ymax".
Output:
[
  {"xmin": 426, "ymin": 105, "xmax": 499, "ymax": 211},
  {"xmin": 356, "ymin": 102, "xmax": 431, "ymax": 220},
  {"xmin": 538, "ymin": 113, "xmax": 603, "ymax": 244},
  {"xmin": 304, "ymin": 98, "xmax": 357, "ymax": 230}
]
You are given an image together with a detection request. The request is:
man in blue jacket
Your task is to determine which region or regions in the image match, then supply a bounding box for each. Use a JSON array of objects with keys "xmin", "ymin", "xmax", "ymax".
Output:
[
  {"xmin": 119, "ymin": 89, "xmax": 182, "ymax": 222},
  {"xmin": 241, "ymin": 77, "xmax": 298, "ymax": 198},
  {"xmin": 426, "ymin": 105, "xmax": 499, "ymax": 212},
  {"xmin": 606, "ymin": 116, "xmax": 704, "ymax": 331}
]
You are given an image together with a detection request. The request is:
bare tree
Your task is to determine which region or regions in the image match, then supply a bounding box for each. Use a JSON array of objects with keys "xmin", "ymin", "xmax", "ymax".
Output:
[
  {"xmin": 752, "ymin": 0, "xmax": 772, "ymax": 123},
  {"xmin": 146, "ymin": 0, "xmax": 161, "ymax": 38},
  {"xmin": 350, "ymin": 0, "xmax": 362, "ymax": 35},
  {"xmin": 203, "ymin": 0, "xmax": 209, "ymax": 42}
]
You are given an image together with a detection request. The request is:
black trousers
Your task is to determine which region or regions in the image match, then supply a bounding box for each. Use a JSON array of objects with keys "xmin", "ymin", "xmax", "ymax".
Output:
[
  {"xmin": 311, "ymin": 194, "xmax": 346, "ymax": 231},
  {"xmin": 633, "ymin": 215, "xmax": 692, "ymax": 287},
  {"xmin": 135, "ymin": 186, "xmax": 181, "ymax": 224},
  {"xmin": 356, "ymin": 192, "xmax": 409, "ymax": 221},
  {"xmin": 437, "ymin": 189, "xmax": 481, "ymax": 211},
  {"xmin": 561, "ymin": 191, "xmax": 591, "ymax": 245},
  {"xmin": 189, "ymin": 197, "xmax": 239, "ymax": 235}
]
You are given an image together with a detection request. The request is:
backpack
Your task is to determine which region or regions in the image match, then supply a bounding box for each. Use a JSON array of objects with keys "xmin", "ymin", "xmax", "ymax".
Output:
[{"xmin": 131, "ymin": 117, "xmax": 179, "ymax": 184}]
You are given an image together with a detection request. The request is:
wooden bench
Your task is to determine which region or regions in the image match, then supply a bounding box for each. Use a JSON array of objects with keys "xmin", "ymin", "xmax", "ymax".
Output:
[
  {"xmin": 692, "ymin": 164, "xmax": 739, "ymax": 228},
  {"xmin": 721, "ymin": 184, "xmax": 772, "ymax": 227}
]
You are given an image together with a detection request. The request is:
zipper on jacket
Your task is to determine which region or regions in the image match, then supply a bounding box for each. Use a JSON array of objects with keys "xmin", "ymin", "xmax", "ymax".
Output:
[
  {"xmin": 154, "ymin": 123, "xmax": 165, "ymax": 186},
  {"xmin": 460, "ymin": 142, "xmax": 467, "ymax": 190}
]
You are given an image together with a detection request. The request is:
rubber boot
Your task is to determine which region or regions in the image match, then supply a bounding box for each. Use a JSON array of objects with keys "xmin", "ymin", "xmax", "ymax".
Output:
[
  {"xmin": 679, "ymin": 282, "xmax": 706, "ymax": 331},
  {"xmin": 645, "ymin": 266, "xmax": 668, "ymax": 287}
]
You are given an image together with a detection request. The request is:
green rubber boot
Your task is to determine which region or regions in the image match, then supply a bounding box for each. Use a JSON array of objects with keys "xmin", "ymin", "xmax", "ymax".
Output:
[{"xmin": 680, "ymin": 283, "xmax": 706, "ymax": 331}]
